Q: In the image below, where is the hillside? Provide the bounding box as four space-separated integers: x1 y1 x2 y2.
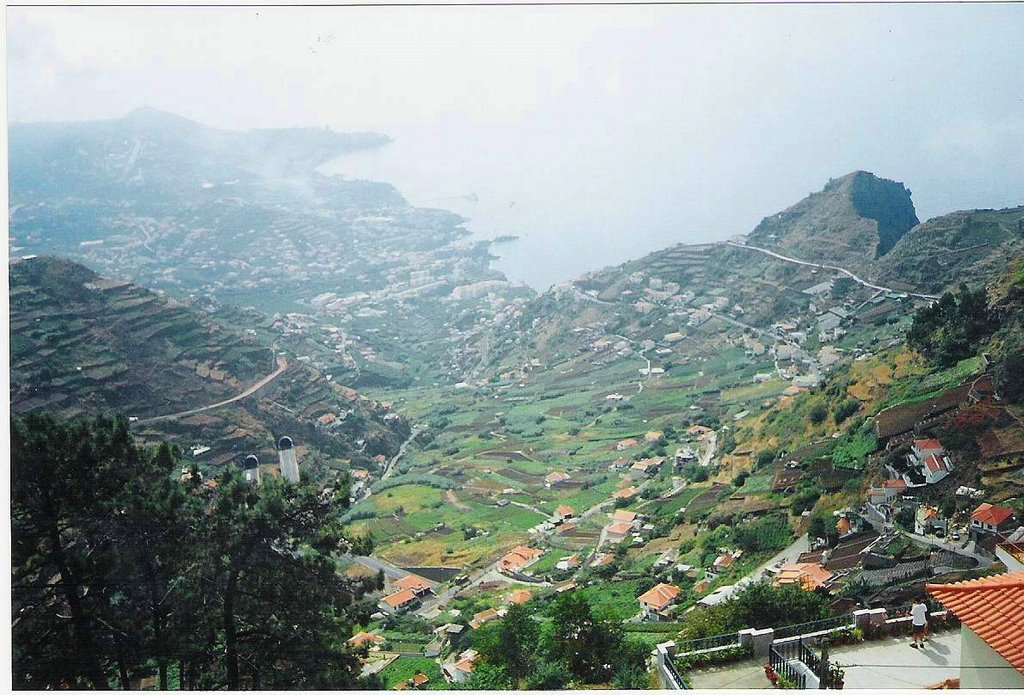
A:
871 206 1024 294
9 256 410 478
747 171 919 267
9 107 390 200
9 256 273 419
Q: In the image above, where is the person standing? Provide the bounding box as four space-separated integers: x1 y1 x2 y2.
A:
910 598 929 648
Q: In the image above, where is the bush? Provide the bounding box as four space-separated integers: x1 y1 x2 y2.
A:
809 404 829 425
833 399 861 425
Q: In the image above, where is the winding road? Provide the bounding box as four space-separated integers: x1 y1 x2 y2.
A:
724 240 941 301
138 356 289 424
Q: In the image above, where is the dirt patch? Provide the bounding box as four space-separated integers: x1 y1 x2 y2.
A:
478 450 533 462
446 489 470 511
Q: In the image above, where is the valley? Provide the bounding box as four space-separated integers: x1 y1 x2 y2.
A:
10 110 1024 690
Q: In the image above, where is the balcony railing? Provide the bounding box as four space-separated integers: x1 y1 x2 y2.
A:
774 614 855 641
674 631 741 655
769 643 808 689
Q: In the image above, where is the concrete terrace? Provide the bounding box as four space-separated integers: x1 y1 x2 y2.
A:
687 629 960 689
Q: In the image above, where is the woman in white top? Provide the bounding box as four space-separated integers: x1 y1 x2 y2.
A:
910 599 929 648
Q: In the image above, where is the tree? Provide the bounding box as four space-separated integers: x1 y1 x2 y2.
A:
907 284 999 367
473 603 539 683
12 413 372 690
809 404 829 425
545 592 622 684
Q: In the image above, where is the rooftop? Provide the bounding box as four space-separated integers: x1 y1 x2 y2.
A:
928 571 1024 674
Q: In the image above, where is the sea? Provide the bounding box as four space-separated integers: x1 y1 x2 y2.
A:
319 120 726 293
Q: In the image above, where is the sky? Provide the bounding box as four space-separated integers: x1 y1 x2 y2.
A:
7 4 1024 287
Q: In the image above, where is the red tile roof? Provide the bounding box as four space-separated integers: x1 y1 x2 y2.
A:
382 588 418 609
638 583 681 611
506 590 532 605
884 479 908 489
411 673 430 686
924 454 949 473
913 438 945 453
928 572 1024 675
972 503 1015 527
393 575 432 593
556 505 575 518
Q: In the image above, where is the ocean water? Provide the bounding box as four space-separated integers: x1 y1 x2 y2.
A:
320 119 723 292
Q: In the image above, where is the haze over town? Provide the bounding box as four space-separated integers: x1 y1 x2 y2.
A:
9 4 1024 288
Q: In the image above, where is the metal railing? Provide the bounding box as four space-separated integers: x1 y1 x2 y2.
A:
674 631 741 655
663 652 690 690
769 643 807 689
774 614 855 640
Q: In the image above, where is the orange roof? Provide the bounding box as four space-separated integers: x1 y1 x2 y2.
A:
546 471 571 483
393 575 432 593
928 572 1024 675
775 563 834 591
613 487 639 500
470 608 499 629
693 580 711 594
347 631 385 647
638 583 682 611
507 590 532 605
382 588 418 609
837 517 853 535
556 505 575 517
500 545 544 572
924 454 949 473
714 554 735 568
395 682 408 691
914 438 945 452
972 503 1015 527
613 509 638 523
883 479 908 489
411 673 430 686
606 522 634 536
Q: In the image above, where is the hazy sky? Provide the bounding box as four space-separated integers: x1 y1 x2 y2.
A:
8 4 1024 286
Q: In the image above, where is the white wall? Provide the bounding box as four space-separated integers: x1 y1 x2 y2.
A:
960 626 1024 689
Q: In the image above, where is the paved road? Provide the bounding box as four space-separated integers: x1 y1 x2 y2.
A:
724 240 941 301
138 356 289 424
749 533 811 582
349 554 411 582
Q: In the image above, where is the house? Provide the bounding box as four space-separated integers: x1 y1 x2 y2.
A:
906 439 954 485
506 590 532 605
629 457 664 479
392 574 434 596
604 522 634 543
971 503 1016 536
612 509 639 526
836 516 853 537
545 471 571 488
996 531 1024 573
774 563 834 591
927 572 1024 688
616 438 640 451
915 505 946 535
379 588 420 614
554 505 575 521
442 649 480 684
613 486 640 501
713 552 738 571
469 609 500 629
411 673 430 689
637 583 682 621
867 479 907 505
499 545 544 574
555 554 581 571
556 582 578 593
347 631 385 650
